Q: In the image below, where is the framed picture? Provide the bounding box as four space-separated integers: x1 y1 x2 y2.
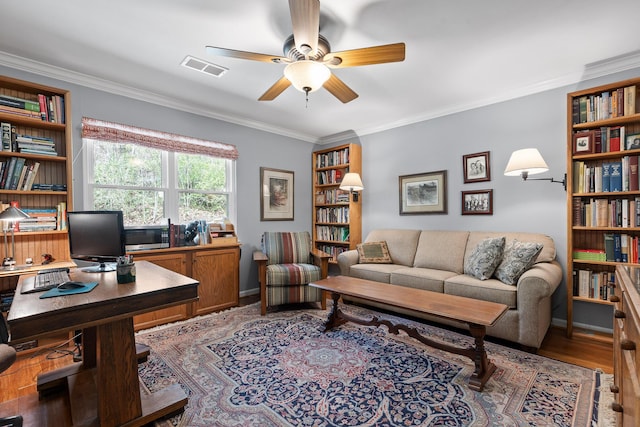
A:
399 170 447 215
573 130 595 154
626 133 640 150
462 189 493 215
260 167 294 221
462 151 490 183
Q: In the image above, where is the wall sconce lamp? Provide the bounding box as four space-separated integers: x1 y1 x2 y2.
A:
504 148 567 191
339 173 364 202
0 205 30 269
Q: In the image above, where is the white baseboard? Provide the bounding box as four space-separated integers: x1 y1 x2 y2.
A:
551 317 613 335
240 288 259 298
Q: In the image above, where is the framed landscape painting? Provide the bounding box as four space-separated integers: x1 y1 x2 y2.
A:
462 151 491 183
260 167 294 221
399 170 447 215
461 189 493 215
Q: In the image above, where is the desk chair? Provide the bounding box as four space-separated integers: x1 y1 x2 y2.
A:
0 315 23 427
254 231 330 315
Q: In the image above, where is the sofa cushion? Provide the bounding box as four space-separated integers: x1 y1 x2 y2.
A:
266 263 322 285
444 275 517 308
365 229 421 266
463 236 505 280
413 230 469 273
357 241 392 263
494 240 544 285
466 231 555 264
350 263 406 283
391 267 458 293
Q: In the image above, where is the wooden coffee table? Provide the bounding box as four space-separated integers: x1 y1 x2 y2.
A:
310 276 508 391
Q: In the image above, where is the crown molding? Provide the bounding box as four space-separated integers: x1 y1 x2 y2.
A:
0 51 317 143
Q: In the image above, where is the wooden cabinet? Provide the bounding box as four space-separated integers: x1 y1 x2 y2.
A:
566 78 640 337
129 244 240 330
312 143 362 263
612 265 640 426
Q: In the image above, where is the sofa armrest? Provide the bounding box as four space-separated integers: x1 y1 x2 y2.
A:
337 249 359 276
310 249 331 279
516 260 562 301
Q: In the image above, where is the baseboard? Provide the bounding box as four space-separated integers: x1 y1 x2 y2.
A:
240 288 259 298
551 317 613 335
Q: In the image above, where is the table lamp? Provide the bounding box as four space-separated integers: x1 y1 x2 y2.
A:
0 205 30 268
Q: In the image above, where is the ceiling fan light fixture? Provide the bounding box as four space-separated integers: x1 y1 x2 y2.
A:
284 60 330 93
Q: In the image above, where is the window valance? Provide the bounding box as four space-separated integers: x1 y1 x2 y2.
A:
81 117 238 160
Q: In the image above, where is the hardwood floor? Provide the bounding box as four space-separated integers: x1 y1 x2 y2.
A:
0 296 613 407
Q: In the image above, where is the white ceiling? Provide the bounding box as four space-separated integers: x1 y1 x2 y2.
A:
1 0 640 143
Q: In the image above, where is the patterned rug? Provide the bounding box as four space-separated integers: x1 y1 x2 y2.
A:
135 303 614 426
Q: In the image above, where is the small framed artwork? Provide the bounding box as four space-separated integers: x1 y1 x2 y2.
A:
260 167 294 221
626 133 640 150
462 151 491 183
572 130 595 154
399 170 447 215
462 189 493 215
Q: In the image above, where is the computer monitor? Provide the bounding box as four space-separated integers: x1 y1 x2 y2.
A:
67 210 126 272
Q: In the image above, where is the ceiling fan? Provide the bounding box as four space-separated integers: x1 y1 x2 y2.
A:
206 0 405 104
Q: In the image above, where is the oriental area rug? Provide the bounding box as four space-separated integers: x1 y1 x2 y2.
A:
135 303 614 427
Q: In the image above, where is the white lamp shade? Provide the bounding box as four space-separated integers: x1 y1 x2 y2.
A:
504 148 549 177
284 60 331 93
339 173 364 192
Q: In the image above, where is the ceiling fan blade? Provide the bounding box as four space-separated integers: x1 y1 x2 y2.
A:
289 0 320 55
206 46 288 64
259 76 292 101
325 43 406 68
323 74 358 104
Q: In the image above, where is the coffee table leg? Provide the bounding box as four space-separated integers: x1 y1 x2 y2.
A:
467 323 496 392
323 292 347 331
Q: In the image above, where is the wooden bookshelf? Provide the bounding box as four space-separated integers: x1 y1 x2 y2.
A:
566 77 640 337
312 143 362 264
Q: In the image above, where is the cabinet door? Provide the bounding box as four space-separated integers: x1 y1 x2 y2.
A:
132 253 188 330
192 247 239 316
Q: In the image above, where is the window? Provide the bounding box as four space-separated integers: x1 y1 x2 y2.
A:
81 118 237 227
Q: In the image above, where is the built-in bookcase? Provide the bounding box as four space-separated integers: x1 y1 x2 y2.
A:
566 77 640 337
312 143 362 263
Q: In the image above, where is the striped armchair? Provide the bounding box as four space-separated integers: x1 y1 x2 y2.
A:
253 231 330 315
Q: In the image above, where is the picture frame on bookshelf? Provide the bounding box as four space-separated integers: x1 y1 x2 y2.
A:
399 170 447 215
625 133 640 150
462 151 490 183
573 130 595 154
461 189 493 215
260 167 294 221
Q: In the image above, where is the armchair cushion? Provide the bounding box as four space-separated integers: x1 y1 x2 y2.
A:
263 231 312 265
266 263 322 286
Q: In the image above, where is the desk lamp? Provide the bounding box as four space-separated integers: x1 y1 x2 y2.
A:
0 205 30 268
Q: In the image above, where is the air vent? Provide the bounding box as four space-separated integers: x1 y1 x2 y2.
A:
181 56 228 77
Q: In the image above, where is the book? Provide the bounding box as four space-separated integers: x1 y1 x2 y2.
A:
629 156 639 191
625 85 637 116
604 233 615 262
609 160 622 191
8 157 25 190
0 94 40 112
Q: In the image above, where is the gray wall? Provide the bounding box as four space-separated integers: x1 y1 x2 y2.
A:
3 63 639 331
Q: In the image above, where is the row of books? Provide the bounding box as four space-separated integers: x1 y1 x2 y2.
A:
316 244 348 262
577 126 639 154
315 206 350 224
0 93 65 123
573 233 640 264
572 158 636 193
571 85 637 124
572 269 615 301
316 169 347 185
572 197 640 228
1 122 59 154
315 147 350 169
19 203 67 231
0 158 40 191
315 189 350 204
315 225 350 242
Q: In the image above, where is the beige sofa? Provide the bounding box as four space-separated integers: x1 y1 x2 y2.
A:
337 229 562 350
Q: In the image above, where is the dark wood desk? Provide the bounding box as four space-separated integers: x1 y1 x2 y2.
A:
7 260 199 427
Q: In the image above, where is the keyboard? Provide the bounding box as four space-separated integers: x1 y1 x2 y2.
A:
21 268 71 294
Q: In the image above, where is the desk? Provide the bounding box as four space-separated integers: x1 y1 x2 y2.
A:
7 260 199 427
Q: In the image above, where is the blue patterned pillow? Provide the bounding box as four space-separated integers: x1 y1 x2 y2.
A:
494 240 543 285
464 237 505 280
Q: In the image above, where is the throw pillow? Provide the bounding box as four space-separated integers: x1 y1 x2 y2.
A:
464 236 506 280
357 241 392 264
494 240 543 285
